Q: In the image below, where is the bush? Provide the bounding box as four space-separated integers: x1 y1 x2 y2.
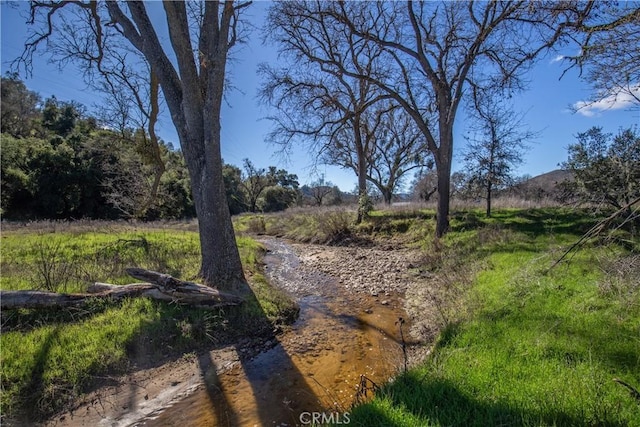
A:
316 210 354 244
562 126 639 210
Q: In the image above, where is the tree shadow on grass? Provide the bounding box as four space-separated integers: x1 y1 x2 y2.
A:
350 374 627 427
16 326 62 422
4 283 309 425
1 301 112 333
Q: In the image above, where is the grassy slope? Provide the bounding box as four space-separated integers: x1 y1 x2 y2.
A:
348 209 639 426
0 222 296 421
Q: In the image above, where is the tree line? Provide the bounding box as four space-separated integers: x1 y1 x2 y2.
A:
3 73 638 223
1 75 346 221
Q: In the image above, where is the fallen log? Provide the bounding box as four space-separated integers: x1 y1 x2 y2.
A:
1 290 101 309
0 284 160 309
124 268 244 305
1 268 244 310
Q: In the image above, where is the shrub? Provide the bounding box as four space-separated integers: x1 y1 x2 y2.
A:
316 210 354 244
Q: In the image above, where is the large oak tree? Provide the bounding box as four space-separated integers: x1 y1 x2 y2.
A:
268 1 591 237
19 1 250 292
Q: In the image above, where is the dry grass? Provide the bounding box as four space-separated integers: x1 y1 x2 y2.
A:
236 207 359 245
385 196 563 213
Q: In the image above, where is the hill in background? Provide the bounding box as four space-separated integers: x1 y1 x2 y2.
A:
504 169 574 202
521 169 574 191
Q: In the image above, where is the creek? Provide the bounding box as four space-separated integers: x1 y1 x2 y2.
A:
142 239 409 426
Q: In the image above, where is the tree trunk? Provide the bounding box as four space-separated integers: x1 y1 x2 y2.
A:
486 179 493 218
435 126 454 238
382 187 393 205
0 268 244 310
196 153 247 293
356 133 368 224
436 166 451 238
185 130 247 293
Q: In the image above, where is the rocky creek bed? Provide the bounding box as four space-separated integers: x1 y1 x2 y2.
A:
41 238 433 427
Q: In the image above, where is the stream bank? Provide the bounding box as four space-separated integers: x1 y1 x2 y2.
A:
43 238 428 427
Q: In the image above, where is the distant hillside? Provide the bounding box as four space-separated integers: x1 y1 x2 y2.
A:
506 169 574 201
521 169 574 192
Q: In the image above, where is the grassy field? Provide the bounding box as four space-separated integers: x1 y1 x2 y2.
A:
0 221 297 421
346 208 640 426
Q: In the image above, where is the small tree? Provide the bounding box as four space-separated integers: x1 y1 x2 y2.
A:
562 126 640 213
462 95 534 217
259 167 300 212
239 159 273 213
412 166 438 202
307 176 335 207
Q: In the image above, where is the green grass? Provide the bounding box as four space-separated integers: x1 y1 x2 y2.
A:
1 298 160 417
347 208 640 426
0 222 297 422
1 224 202 292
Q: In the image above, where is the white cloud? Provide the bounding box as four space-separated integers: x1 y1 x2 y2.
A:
573 85 640 117
550 55 564 64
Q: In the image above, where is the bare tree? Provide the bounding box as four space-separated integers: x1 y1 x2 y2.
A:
18 1 251 291
18 1 166 218
261 3 390 222
412 167 438 203
93 63 166 219
307 176 335 206
239 158 273 213
364 105 430 204
462 93 534 217
276 1 589 237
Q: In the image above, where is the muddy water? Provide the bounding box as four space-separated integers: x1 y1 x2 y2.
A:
144 240 407 427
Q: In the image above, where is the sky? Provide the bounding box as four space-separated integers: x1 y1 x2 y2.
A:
2 1 639 193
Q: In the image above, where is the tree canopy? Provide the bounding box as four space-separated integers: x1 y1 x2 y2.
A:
562 126 640 212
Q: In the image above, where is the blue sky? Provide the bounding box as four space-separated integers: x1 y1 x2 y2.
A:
2 1 639 192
